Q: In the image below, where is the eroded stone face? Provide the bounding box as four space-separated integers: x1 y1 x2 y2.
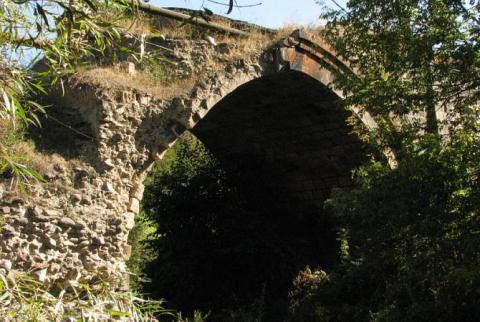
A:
0 36 269 292
0 29 374 308
0 172 130 289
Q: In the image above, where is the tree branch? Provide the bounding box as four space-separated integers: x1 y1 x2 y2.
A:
2 35 52 49
206 0 262 9
125 0 250 36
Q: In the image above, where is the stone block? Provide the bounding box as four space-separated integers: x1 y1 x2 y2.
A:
139 95 151 105
123 245 132 260
57 217 76 228
122 90 133 103
0 259 12 271
102 182 116 193
127 198 140 214
124 212 135 230
130 183 145 200
34 268 48 282
120 61 136 76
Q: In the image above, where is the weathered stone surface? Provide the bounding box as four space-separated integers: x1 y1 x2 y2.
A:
44 209 60 217
0 28 380 320
93 236 105 246
15 217 29 225
0 259 12 271
34 268 48 282
127 198 140 214
124 212 135 230
44 237 57 249
102 182 116 193
58 217 77 228
120 61 136 76
123 245 132 260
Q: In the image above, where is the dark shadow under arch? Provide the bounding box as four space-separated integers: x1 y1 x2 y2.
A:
141 70 367 322
192 70 366 212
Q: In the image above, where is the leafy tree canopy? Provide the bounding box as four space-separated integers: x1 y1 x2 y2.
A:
320 0 480 154
287 2 480 320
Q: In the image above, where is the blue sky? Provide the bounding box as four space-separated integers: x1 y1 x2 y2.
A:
152 0 347 28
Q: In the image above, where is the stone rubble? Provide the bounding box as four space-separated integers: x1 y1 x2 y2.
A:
0 28 360 319
0 35 271 295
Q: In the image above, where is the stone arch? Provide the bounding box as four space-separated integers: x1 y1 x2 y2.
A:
129 29 374 244
134 34 371 310
141 29 382 175
63 29 383 282
0 29 387 294
190 69 365 213
130 29 386 213
169 29 380 137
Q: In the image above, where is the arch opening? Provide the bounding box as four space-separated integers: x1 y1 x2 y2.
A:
192 70 365 213
137 70 367 321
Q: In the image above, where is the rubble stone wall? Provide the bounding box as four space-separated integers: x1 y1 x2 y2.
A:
0 30 374 296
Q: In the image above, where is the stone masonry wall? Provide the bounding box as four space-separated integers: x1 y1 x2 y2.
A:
0 36 270 297
0 28 375 319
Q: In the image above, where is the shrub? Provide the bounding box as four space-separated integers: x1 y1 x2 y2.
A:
137 133 338 322
289 132 480 321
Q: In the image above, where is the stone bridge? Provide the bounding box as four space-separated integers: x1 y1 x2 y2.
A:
0 25 381 302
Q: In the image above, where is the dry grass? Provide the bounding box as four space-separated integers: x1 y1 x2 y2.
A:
75 31 275 98
213 24 324 60
276 23 324 39
74 24 319 99
215 31 274 59
76 67 198 99
116 12 156 35
276 24 304 38
72 19 326 103
11 141 67 177
118 10 239 39
0 119 13 141
115 6 324 42
0 118 73 194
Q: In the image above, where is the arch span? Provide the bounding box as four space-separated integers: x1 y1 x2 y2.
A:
140 70 367 319
191 70 366 211
169 29 380 138
131 29 381 226
0 29 384 294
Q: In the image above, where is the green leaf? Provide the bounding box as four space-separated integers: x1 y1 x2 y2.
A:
105 309 130 317
82 0 98 11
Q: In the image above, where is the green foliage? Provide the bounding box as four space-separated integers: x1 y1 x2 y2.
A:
176 310 210 322
0 0 134 187
0 121 44 190
0 270 173 321
137 133 336 322
285 1 480 321
291 132 480 321
1 0 133 119
127 210 157 291
0 62 47 187
319 0 480 151
288 268 331 322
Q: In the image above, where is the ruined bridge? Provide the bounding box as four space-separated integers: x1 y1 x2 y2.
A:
0 25 381 304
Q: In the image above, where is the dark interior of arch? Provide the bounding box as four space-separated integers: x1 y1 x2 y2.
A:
192 70 365 217
146 70 367 321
